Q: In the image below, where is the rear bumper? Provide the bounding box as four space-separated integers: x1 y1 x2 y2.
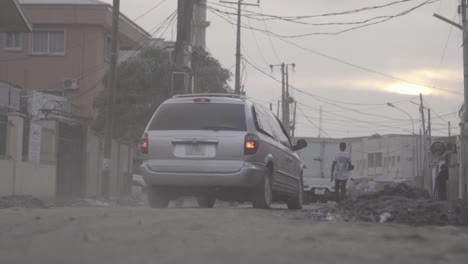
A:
137 161 266 187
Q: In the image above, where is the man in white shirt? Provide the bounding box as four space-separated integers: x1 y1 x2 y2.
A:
331 142 352 201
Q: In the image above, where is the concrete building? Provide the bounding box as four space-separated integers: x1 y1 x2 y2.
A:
0 0 32 32
298 134 418 180
0 0 150 118
192 0 210 49
349 134 416 180
0 0 146 199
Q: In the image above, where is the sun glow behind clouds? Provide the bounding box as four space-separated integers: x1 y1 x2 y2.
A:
386 83 433 95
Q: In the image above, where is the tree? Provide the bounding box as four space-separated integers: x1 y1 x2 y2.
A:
192 47 232 93
93 47 232 141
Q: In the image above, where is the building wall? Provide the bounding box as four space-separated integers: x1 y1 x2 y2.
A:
0 25 108 118
0 4 150 119
350 135 416 179
0 113 57 198
15 162 56 197
0 160 15 196
84 128 132 198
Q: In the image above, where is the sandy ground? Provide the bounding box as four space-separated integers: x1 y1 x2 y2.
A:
1 205 468 264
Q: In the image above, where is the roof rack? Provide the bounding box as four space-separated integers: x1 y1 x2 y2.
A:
172 93 246 99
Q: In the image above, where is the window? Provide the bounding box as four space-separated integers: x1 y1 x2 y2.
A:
375 152 383 168
269 116 291 148
368 153 374 168
0 114 7 159
252 106 274 139
104 33 111 62
4 32 22 50
149 103 247 131
31 30 66 55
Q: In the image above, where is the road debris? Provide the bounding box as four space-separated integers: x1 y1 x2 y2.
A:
0 195 46 209
337 183 468 226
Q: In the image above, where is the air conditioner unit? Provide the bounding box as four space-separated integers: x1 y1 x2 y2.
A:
63 78 79 90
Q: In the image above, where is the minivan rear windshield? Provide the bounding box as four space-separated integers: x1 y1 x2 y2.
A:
149 103 247 131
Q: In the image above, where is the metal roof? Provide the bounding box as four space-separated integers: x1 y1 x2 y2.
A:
0 0 32 32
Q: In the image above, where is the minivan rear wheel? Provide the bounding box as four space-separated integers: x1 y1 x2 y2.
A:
252 170 272 209
197 195 216 208
147 186 170 208
287 178 304 210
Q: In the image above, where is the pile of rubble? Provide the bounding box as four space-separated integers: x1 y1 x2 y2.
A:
337 183 468 226
0 195 46 209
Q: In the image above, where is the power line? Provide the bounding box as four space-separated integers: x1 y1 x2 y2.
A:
297 104 330 137
243 57 415 122
208 0 438 36
209 0 421 20
134 0 171 21
259 6 281 63
246 14 270 66
210 6 462 95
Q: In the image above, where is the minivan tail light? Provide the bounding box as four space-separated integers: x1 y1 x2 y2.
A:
194 98 210 103
244 134 259 155
140 133 148 154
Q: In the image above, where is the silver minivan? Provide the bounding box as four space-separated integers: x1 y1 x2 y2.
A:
135 94 307 209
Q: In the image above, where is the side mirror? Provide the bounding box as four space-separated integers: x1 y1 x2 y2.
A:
292 139 307 152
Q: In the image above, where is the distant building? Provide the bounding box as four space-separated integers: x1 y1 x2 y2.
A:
298 134 419 180
349 134 417 180
192 0 209 49
0 0 150 118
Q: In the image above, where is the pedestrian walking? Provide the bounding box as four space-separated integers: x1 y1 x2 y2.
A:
331 142 352 201
435 164 449 200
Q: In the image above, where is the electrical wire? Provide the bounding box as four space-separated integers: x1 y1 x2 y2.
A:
208 0 438 36
209 0 422 20
134 0 171 21
209 7 463 95
297 104 331 137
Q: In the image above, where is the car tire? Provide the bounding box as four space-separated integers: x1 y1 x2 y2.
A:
252 169 272 209
197 196 216 208
147 186 170 208
287 177 304 210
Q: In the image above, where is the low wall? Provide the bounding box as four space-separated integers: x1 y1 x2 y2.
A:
0 160 15 196
15 162 56 198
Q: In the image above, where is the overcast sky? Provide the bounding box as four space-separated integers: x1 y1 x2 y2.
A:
103 0 464 138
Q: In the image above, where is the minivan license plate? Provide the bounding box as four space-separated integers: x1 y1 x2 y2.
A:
185 144 206 156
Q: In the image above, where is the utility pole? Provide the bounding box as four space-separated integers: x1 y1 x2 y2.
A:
318 106 323 138
428 108 433 193
285 65 291 134
276 100 280 118
174 0 194 94
419 93 428 191
434 0 468 200
102 0 120 197
271 63 295 134
220 0 259 94
462 0 468 200
281 63 286 127
291 101 297 138
449 121 452 137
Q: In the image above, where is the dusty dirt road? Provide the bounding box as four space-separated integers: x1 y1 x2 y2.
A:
1 205 468 264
